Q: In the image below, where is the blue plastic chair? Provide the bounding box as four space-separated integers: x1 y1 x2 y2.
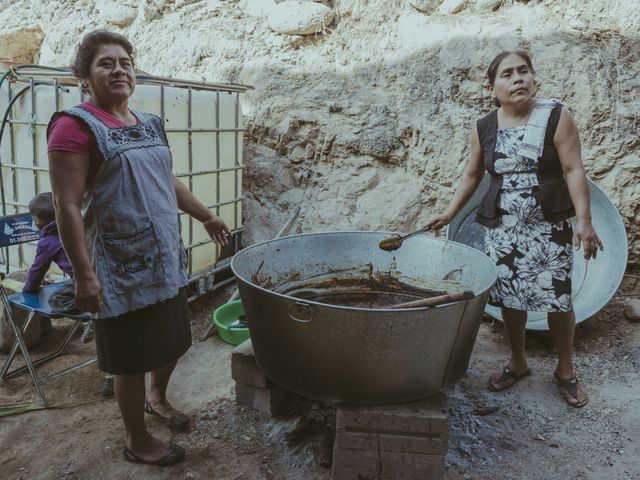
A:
0 212 95 406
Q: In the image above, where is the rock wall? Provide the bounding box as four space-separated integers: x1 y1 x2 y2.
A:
2 0 639 265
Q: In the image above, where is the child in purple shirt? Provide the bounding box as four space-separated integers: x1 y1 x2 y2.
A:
23 192 73 293
24 192 113 396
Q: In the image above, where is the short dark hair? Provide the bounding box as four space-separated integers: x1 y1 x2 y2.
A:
28 192 55 224
487 50 535 86
71 29 134 81
487 50 535 106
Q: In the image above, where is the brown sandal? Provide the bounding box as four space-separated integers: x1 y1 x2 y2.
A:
144 400 190 431
488 366 531 392
554 372 588 408
123 443 185 466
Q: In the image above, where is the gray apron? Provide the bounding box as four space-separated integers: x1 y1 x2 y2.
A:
63 106 188 319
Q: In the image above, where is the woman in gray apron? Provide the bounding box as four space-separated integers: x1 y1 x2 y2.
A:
425 51 602 408
48 30 230 466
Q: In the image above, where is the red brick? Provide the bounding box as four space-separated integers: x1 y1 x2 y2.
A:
332 395 449 479
332 447 445 480
334 429 447 455
336 394 448 453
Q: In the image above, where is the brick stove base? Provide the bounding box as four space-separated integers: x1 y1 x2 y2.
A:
231 339 448 479
333 394 448 480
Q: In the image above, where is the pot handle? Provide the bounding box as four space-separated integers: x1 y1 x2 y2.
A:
288 302 314 323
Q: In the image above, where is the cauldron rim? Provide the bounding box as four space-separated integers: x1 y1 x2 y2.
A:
230 230 497 312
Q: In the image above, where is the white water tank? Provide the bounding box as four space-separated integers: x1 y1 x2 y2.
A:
0 65 252 294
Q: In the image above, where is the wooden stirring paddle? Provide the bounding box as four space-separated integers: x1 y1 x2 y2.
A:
386 290 475 309
379 227 432 251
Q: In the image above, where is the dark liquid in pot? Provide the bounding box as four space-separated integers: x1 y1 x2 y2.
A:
283 275 447 308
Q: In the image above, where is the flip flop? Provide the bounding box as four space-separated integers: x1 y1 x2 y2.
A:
554 372 588 408
123 443 185 466
488 365 531 392
144 400 190 431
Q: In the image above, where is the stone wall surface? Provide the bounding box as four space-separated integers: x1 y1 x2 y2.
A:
1 0 639 264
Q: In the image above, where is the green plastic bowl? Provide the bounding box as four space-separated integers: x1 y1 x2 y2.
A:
212 300 250 346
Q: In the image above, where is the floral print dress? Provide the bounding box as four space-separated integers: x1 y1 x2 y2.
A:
485 126 573 312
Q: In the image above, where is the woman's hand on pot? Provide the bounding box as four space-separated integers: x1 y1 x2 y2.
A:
574 220 603 260
75 273 103 313
424 212 452 231
203 215 231 246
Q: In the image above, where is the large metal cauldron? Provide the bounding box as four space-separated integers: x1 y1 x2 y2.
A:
231 231 497 405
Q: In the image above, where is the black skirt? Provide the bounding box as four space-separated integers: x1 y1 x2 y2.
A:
93 288 191 375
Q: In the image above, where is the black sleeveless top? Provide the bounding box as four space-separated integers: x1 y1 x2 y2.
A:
474 104 576 228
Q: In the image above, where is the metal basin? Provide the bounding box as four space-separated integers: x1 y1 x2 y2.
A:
231 231 497 405
447 175 627 330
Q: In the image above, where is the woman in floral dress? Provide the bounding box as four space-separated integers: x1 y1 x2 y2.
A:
426 51 602 407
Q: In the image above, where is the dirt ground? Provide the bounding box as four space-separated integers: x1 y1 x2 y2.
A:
1 279 639 480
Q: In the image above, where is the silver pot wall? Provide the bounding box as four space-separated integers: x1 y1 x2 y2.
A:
231 231 497 405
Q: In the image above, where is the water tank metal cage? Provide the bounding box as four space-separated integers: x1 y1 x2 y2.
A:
0 64 253 300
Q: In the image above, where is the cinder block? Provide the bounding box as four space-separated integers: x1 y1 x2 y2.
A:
332 447 445 480
231 339 269 388
332 395 448 480
235 382 285 416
